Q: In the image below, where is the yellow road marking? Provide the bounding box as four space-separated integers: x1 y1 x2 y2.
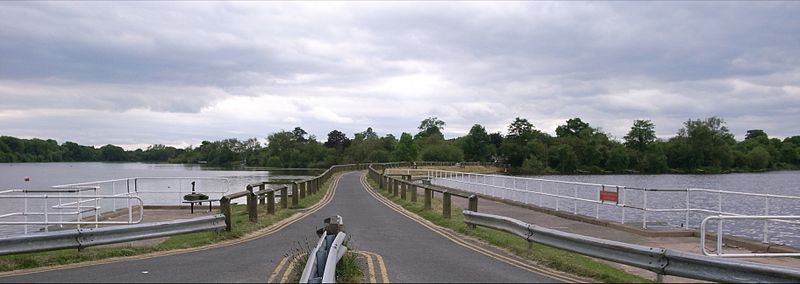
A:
357 251 378 283
361 250 390 283
280 254 303 283
267 255 291 283
359 174 585 283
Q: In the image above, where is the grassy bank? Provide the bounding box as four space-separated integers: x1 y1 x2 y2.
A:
366 177 650 283
0 176 338 273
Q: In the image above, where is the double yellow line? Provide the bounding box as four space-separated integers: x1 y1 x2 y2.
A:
0 174 344 279
267 250 389 283
359 174 585 283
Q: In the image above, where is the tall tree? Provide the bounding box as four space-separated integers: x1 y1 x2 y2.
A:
624 120 657 152
416 117 446 139
324 130 351 152
393 132 418 162
462 124 492 162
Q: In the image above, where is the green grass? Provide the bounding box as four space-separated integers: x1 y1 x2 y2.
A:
0 175 341 273
367 177 650 283
288 237 363 283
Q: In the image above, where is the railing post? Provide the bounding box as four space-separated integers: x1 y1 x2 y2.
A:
411 184 418 202
443 192 452 218
300 181 307 199
401 181 407 200
259 184 266 205
393 179 399 197
424 187 432 210
379 174 385 189
221 196 232 231
280 186 288 209
267 190 275 215
467 195 478 229
292 182 299 206
247 185 258 223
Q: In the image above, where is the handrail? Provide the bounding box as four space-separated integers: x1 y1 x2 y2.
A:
700 215 800 257
463 210 800 283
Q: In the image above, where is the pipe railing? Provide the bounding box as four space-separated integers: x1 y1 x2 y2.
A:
700 215 800 258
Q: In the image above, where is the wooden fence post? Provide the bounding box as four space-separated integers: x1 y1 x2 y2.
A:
280 186 288 209
424 187 432 210
247 186 258 223
220 196 232 231
411 184 418 202
292 182 299 206
267 190 275 215
443 192 451 218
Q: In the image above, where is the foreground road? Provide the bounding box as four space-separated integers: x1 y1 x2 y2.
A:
0 171 560 283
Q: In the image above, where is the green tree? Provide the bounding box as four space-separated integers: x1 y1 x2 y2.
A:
99 144 127 161
748 146 771 170
462 124 492 162
555 144 578 174
324 130 351 152
605 145 629 173
416 117 446 139
393 132 418 162
624 120 657 152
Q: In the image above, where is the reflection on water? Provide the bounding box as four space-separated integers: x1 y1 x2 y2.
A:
0 162 317 236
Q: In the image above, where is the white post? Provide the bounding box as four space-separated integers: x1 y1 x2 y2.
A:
643 189 648 229
23 197 28 234
43 195 49 232
573 184 578 215
685 189 690 229
539 183 543 207
763 197 769 244
94 187 99 228
717 218 723 256
621 187 626 224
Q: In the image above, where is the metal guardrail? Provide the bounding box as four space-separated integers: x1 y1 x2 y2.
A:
300 216 347 284
463 210 800 283
0 214 225 256
701 215 800 258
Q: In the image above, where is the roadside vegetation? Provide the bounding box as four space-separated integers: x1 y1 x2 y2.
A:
0 176 337 273
2 116 799 175
288 237 363 283
366 177 651 283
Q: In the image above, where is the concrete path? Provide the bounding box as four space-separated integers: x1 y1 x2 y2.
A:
0 172 561 283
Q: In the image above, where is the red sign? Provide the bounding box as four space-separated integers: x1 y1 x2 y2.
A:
599 191 618 203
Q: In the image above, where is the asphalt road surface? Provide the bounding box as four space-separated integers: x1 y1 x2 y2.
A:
0 171 559 283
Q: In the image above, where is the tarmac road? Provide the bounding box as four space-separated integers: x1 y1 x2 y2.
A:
0 171 561 283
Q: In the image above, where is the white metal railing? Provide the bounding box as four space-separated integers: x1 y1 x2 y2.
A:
52 176 233 206
427 170 800 250
701 215 800 257
0 188 143 234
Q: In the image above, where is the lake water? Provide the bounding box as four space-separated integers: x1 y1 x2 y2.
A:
433 171 800 249
0 162 316 236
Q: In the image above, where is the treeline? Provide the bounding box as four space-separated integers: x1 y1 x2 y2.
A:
0 136 186 163
2 116 799 174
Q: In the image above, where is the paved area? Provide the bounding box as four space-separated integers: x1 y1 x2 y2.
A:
0 172 558 283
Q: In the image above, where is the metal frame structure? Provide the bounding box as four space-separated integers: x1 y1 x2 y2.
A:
700 215 800 257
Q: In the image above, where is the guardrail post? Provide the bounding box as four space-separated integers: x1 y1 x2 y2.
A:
425 187 432 210
300 181 307 199
401 181 407 200
280 186 288 209
258 184 266 205
443 192 451 218
247 185 258 223
393 179 399 197
221 196 232 231
411 184 418 202
379 175 385 189
292 182 299 206
468 195 478 229
267 190 275 215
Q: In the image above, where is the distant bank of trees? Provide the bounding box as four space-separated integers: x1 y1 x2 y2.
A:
2 116 799 174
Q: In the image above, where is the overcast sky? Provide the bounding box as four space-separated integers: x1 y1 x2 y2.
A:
1 2 798 150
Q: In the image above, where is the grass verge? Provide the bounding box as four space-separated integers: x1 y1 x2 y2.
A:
0 175 340 273
367 177 650 283
288 237 363 283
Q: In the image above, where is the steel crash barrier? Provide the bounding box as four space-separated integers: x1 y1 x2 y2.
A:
300 216 348 284
0 214 226 256
462 210 800 283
